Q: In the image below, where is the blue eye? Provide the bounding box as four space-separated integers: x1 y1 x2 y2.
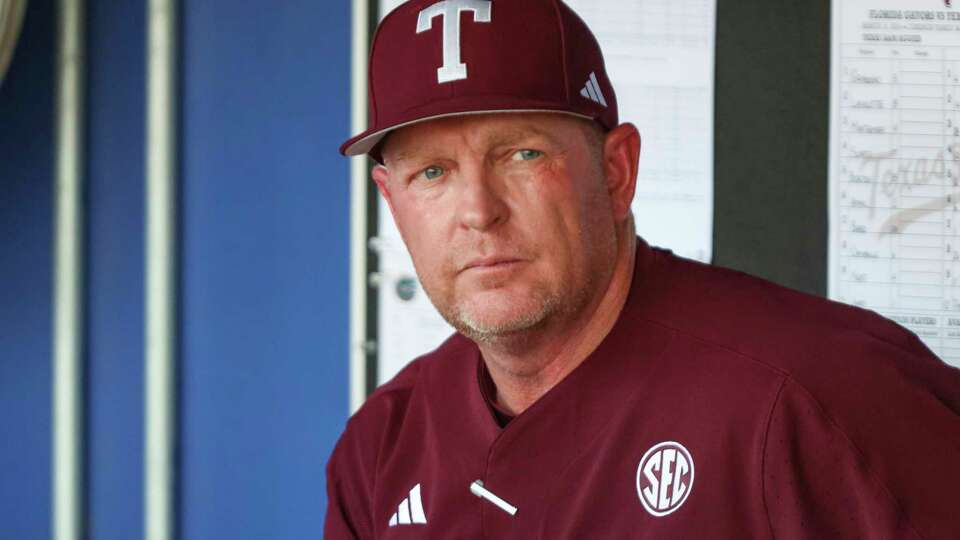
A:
422 166 444 181
512 149 543 161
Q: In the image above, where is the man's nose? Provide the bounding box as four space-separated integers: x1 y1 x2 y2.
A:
455 165 509 232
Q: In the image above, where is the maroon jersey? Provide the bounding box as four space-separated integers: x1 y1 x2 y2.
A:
326 238 960 539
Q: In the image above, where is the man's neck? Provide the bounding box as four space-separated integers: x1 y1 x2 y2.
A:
479 232 638 416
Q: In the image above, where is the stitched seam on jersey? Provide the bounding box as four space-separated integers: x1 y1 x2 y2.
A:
664 256 928 361
834 302 930 357
632 315 792 379
635 316 928 539
328 476 366 538
335 415 383 535
535 329 680 537
635 309 941 408
779 377 927 540
760 376 788 540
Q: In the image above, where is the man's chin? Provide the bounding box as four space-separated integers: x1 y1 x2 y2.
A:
447 299 557 344
452 317 544 344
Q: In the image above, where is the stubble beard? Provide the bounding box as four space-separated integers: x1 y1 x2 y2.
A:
424 272 596 346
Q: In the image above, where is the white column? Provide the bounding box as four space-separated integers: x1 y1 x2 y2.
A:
53 1 85 538
350 0 372 414
145 0 178 538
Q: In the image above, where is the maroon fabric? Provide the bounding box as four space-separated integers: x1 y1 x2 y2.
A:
325 238 960 539
340 0 619 159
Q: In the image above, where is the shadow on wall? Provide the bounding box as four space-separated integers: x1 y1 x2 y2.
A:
0 0 56 538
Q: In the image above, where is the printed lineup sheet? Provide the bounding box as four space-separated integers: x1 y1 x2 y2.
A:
564 0 716 264
829 0 960 367
374 0 718 384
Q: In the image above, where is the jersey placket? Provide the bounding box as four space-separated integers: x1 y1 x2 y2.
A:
472 319 673 538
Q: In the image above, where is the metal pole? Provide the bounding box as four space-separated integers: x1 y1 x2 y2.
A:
145 0 178 538
350 0 372 414
53 0 85 538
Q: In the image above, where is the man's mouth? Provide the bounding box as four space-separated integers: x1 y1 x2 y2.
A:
461 256 525 273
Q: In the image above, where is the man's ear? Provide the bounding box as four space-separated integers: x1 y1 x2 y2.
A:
602 123 641 222
371 165 398 220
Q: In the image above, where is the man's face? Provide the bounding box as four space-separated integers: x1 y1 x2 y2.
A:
373 113 621 343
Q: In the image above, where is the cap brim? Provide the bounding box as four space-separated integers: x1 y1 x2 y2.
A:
340 108 594 159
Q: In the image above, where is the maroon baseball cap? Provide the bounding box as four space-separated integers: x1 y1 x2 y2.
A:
340 0 619 162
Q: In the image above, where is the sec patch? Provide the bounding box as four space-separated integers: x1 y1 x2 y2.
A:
636 441 695 517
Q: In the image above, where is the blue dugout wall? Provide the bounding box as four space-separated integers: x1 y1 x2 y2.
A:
0 0 54 537
0 1 352 538
87 0 146 536
179 0 351 538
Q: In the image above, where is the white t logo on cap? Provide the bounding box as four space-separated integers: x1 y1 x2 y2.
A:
417 0 492 84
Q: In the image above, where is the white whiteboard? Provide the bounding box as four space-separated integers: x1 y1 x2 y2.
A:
828 0 960 368
374 0 718 384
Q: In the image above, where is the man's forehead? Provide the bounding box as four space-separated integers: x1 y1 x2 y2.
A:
382 113 583 162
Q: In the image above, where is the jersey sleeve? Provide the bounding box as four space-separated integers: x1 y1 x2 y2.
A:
323 358 427 539
762 375 960 540
324 425 376 540
325 478 362 539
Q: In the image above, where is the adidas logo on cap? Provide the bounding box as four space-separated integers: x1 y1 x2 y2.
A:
580 71 608 108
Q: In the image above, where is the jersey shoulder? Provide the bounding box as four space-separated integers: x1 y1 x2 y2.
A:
343 332 475 440
327 333 475 470
641 249 960 537
644 247 918 349
642 248 959 402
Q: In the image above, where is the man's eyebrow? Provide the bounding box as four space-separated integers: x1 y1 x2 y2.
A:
386 123 567 165
386 147 442 167
483 124 564 148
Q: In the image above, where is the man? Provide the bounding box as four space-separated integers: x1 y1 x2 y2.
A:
327 0 960 538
